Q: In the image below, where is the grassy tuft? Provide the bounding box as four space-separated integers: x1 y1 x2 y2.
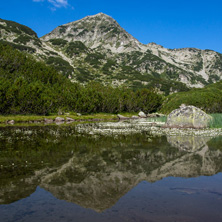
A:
209 114 222 128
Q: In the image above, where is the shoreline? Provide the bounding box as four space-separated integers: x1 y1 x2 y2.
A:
0 113 166 125
0 114 119 125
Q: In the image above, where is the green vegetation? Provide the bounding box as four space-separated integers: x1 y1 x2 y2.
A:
46 56 74 77
209 114 222 128
0 113 118 124
65 41 88 56
49 38 68 47
58 25 67 34
13 34 42 47
192 59 203 72
0 43 163 115
85 53 105 68
77 29 88 37
161 80 222 114
0 18 37 37
0 40 36 53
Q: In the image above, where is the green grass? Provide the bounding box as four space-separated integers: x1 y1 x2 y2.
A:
147 116 167 123
0 113 118 124
0 113 168 124
209 114 222 128
0 115 54 123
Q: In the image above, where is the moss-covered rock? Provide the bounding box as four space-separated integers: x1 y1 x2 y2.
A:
165 105 212 128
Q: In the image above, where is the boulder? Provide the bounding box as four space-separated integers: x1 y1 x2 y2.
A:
7 120 15 124
55 117 65 122
44 118 54 123
138 111 146 118
117 114 129 120
66 117 74 122
165 105 212 128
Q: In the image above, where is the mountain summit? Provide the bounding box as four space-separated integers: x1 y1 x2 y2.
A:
42 13 145 53
1 13 222 93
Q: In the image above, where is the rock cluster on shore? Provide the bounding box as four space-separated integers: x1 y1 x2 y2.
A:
117 112 165 120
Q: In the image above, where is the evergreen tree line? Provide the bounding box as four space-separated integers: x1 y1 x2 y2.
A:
161 81 222 114
0 43 163 115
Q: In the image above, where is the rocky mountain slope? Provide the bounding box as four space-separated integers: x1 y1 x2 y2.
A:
1 13 222 93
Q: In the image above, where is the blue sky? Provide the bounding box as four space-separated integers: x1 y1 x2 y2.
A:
1 0 222 52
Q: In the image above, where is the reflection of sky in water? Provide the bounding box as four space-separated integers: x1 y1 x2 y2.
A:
1 174 222 222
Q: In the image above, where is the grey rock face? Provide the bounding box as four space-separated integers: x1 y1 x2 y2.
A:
42 13 144 53
165 105 212 128
1 14 222 89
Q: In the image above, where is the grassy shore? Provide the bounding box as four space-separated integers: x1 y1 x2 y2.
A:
1 113 221 128
0 113 122 124
210 114 222 128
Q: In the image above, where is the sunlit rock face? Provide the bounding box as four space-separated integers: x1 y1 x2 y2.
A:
41 13 145 53
2 14 222 90
165 105 212 128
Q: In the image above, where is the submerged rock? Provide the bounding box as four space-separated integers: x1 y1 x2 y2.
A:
165 105 212 129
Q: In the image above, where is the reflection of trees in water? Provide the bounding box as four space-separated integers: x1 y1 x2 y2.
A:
1 127 222 211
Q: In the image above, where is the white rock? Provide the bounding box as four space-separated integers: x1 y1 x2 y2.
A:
138 111 146 118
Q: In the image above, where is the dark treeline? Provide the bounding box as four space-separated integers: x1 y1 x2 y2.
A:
0 43 163 115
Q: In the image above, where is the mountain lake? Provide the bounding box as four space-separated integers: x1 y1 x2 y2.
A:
1 120 222 222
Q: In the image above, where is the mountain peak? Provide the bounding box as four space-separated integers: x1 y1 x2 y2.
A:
42 13 144 53
93 12 111 17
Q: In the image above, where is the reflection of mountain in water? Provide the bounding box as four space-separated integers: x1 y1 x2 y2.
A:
39 136 222 212
1 127 222 212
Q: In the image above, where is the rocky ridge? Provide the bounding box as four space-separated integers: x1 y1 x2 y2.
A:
1 13 222 92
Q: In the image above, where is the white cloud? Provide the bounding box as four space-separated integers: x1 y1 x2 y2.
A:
33 0 71 9
48 0 68 8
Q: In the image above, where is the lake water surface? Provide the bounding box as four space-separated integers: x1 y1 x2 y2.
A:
1 122 222 222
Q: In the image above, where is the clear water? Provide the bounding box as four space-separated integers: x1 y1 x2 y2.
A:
1 123 222 222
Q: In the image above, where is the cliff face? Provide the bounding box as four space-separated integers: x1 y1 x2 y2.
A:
1 14 222 93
